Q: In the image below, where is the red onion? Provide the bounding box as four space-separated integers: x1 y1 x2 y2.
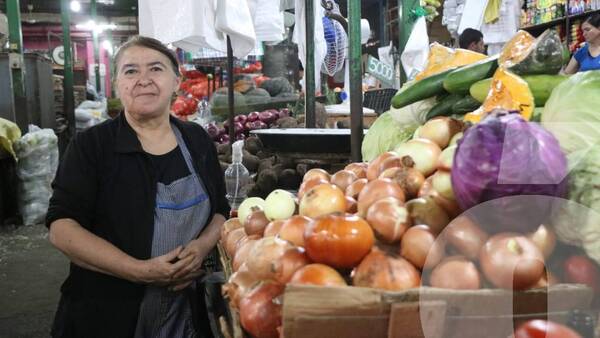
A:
219 134 230 144
259 111 277 124
248 111 260 122
234 114 248 125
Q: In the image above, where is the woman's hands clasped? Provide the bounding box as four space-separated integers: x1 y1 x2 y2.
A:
136 239 212 291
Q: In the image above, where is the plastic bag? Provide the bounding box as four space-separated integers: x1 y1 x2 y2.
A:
139 0 226 53
215 0 257 58
248 0 285 43
293 0 327 94
13 125 59 225
0 117 22 159
401 17 430 81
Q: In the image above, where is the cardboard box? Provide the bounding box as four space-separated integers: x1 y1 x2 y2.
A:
217 244 593 338
282 284 593 338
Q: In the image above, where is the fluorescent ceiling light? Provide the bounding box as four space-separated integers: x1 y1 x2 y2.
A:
76 20 117 33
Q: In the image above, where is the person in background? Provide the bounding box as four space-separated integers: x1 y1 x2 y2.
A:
564 14 600 74
459 28 486 54
46 35 229 338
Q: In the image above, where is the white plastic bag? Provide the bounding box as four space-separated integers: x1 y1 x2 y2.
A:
139 0 226 53
401 17 430 81
215 0 257 58
13 125 59 225
293 0 327 94
248 0 285 43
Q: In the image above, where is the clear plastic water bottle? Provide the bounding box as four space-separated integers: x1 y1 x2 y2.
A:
197 97 212 126
224 140 249 210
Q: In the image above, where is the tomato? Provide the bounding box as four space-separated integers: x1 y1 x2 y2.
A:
563 255 600 293
514 320 581 338
171 96 187 115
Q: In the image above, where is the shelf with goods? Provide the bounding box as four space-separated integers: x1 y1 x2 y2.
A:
214 7 600 335
521 0 600 52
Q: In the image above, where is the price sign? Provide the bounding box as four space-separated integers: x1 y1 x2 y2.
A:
366 56 394 86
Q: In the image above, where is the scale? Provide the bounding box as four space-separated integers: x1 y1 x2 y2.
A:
250 128 368 171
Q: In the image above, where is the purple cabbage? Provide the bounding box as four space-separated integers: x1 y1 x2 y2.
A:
451 110 568 232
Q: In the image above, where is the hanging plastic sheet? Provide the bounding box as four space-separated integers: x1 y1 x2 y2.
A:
401 16 430 81
248 0 286 43
215 0 257 58
293 0 327 94
458 0 489 33
139 0 226 53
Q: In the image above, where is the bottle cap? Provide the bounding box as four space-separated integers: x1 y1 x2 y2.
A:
232 140 244 163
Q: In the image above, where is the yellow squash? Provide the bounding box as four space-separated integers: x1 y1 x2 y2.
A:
498 30 536 69
464 68 534 123
416 43 487 81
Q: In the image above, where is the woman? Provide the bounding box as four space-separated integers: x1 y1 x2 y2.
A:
46 36 229 338
564 14 600 74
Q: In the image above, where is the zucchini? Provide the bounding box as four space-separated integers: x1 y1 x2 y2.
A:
392 69 454 109
425 94 464 120
443 56 499 94
451 96 481 114
469 74 568 106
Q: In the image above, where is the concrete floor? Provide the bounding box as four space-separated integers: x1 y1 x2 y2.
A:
0 224 68 338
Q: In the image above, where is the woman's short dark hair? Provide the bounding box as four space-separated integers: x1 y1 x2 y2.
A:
584 14 600 28
114 35 180 76
459 28 484 49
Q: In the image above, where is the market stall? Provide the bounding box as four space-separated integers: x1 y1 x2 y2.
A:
215 1 600 338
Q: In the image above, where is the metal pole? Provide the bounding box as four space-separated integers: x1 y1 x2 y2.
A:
105 29 114 98
61 0 76 139
348 0 363 162
304 0 316 128
227 36 235 147
91 0 101 92
380 0 387 45
7 0 25 109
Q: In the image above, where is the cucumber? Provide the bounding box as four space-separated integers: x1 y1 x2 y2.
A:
469 74 568 106
425 94 464 120
443 56 499 94
451 95 481 114
392 69 455 109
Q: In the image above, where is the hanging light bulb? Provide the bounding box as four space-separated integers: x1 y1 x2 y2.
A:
102 40 113 55
70 1 81 12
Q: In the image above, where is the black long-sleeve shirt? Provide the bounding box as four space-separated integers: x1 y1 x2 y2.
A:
45 113 229 337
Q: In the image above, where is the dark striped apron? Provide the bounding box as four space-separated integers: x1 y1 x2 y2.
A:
135 125 211 338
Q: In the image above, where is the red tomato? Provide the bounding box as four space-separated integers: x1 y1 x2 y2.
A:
514 320 581 338
564 255 600 293
189 83 208 99
171 96 187 115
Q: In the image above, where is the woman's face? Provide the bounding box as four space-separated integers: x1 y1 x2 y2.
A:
115 46 180 119
582 22 600 44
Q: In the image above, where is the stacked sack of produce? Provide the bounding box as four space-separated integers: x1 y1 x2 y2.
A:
13 125 59 225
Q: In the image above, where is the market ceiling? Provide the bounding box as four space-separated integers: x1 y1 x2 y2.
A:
2 0 138 16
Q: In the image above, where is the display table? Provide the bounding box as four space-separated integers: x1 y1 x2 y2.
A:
325 104 378 128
